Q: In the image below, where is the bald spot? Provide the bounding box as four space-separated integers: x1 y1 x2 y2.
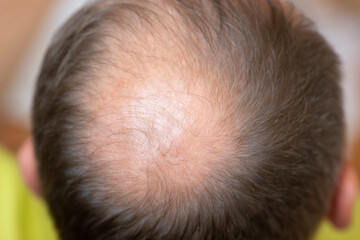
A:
84 76 240 209
79 22 242 207
69 0 245 206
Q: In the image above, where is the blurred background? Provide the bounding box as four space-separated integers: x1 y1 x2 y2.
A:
0 0 359 239
0 0 88 152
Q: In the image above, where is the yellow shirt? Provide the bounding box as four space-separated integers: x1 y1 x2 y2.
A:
0 147 358 240
316 194 360 240
0 148 58 240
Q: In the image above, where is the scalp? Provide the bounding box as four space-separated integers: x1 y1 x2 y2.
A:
76 0 245 204
32 0 344 239
84 46 241 206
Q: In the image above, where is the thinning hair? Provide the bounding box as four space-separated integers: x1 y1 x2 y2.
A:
33 0 344 239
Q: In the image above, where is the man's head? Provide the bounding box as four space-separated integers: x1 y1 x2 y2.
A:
18 0 355 239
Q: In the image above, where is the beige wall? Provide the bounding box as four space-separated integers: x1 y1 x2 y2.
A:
0 0 53 93
0 0 53 152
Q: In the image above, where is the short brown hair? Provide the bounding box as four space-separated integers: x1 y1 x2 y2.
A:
33 0 344 239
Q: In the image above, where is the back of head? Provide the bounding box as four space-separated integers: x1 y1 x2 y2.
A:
32 0 344 239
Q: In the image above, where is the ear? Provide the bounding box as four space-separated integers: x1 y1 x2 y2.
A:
328 161 358 229
17 137 42 197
